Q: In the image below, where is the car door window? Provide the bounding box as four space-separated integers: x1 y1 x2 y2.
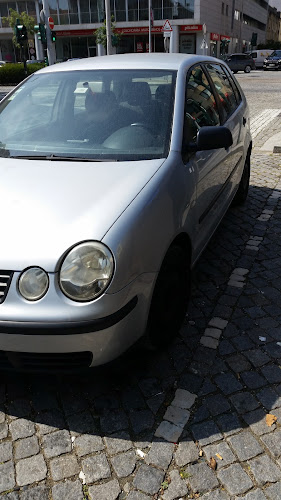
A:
183 65 220 145
205 63 238 123
223 66 242 104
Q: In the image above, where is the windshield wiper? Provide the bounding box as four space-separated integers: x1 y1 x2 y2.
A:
9 154 117 162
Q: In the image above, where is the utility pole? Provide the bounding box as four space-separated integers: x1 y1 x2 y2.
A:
105 0 113 55
42 0 56 64
148 0 152 53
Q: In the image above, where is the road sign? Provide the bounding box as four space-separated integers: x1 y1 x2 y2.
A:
48 17 54 30
161 19 172 32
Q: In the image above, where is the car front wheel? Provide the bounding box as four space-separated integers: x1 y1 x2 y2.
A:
244 65 251 73
144 245 190 349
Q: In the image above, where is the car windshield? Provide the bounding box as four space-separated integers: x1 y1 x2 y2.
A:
270 50 281 57
0 69 176 161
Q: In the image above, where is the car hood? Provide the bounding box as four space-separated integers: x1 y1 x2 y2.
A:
0 157 164 272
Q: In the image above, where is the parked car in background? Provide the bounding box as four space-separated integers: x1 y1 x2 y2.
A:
246 49 273 69
225 53 256 73
0 53 252 371
26 59 44 64
263 50 281 70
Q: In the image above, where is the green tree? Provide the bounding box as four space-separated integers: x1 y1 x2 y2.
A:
2 8 35 48
94 16 121 50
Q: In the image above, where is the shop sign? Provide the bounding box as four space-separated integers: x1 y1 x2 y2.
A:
115 26 162 34
220 35 231 41
180 25 202 32
210 33 219 41
56 29 94 37
180 34 195 54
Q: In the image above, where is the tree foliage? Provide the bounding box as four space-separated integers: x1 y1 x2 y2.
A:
257 39 281 50
94 16 121 50
2 8 36 48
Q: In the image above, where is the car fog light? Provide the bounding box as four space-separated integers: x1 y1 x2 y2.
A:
18 267 49 301
59 241 114 302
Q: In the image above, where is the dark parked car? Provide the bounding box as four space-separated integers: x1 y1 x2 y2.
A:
263 50 281 70
225 53 256 73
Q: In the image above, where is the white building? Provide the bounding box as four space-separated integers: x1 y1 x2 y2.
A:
0 0 269 62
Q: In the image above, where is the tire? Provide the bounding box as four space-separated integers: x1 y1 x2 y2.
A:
232 155 250 205
144 245 191 349
244 65 251 73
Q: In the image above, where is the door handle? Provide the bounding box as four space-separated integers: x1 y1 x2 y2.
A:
243 117 247 126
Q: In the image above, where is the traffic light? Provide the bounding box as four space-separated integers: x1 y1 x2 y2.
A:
34 23 47 44
251 33 257 46
51 31 56 42
111 34 118 47
15 24 28 44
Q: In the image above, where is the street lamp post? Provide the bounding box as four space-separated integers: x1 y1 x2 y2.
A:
41 0 56 64
105 0 113 55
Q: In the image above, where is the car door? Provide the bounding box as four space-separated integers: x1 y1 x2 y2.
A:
181 64 234 259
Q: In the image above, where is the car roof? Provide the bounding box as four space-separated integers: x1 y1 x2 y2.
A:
36 53 225 74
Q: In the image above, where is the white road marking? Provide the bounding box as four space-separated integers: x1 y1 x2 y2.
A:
251 109 280 138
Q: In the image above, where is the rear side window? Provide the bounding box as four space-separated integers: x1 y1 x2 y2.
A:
223 66 242 105
205 63 238 122
251 52 257 58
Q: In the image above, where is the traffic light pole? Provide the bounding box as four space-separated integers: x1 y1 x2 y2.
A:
41 0 55 64
105 0 113 55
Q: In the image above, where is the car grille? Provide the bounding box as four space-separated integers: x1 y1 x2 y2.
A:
0 351 93 372
0 271 13 304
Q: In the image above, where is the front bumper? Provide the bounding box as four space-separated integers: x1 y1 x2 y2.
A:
0 272 156 369
263 62 281 70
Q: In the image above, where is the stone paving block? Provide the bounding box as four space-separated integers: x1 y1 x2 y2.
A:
16 454 47 486
1 493 19 500
129 409 154 434
209 317 228 329
240 371 267 389
226 354 251 372
242 408 276 435
163 405 190 428
204 328 222 339
147 393 165 415
203 441 236 469
138 378 162 398
227 431 263 461
244 349 270 368
74 433 104 456
257 386 281 410
230 392 259 414
0 422 9 439
127 493 150 500
145 440 174 469
89 479 121 500
247 454 281 485
0 441 12 462
0 461 15 494
14 435 39 460
82 453 111 482
174 439 198 466
162 469 188 500
104 431 133 455
260 429 281 458
67 410 96 436
234 489 267 500
111 450 136 477
215 373 243 395
36 410 66 435
52 479 84 500
100 409 129 434
154 420 183 443
9 418 35 440
191 420 223 446
264 482 281 500
205 394 230 416
42 429 72 458
50 453 80 480
171 388 197 409
217 463 253 496
186 462 219 494
200 336 219 349
21 485 49 500
261 364 281 383
133 464 164 495
201 490 230 499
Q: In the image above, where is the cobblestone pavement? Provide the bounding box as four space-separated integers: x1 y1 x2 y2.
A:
0 145 281 498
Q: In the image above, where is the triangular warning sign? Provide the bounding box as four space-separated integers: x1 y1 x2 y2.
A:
162 19 173 32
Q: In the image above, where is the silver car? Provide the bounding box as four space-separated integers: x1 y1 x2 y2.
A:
0 53 251 371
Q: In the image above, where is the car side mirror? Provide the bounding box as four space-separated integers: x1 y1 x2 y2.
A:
189 126 233 152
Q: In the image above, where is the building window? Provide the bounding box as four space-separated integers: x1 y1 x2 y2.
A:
221 2 224 15
226 4 228 16
234 9 239 21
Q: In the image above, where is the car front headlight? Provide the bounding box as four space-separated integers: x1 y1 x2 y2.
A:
59 241 114 302
18 267 49 301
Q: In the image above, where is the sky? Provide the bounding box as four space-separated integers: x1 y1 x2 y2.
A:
269 0 281 9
